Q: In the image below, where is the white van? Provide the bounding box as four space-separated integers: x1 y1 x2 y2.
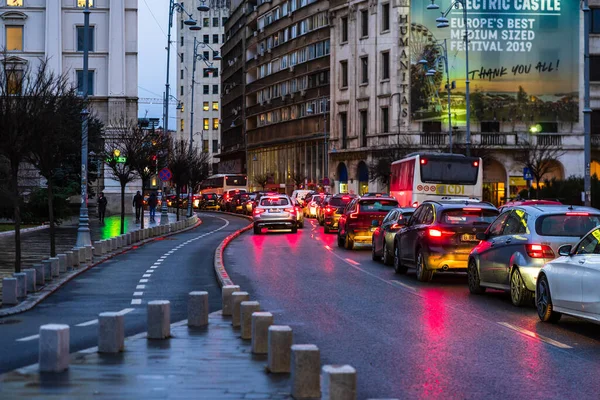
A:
291 190 313 206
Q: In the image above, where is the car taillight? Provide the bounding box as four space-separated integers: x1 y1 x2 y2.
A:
391 223 401 230
428 229 454 237
253 208 265 215
566 212 589 216
310 202 316 207
285 207 296 214
350 212 359 219
526 244 555 259
325 207 333 214
412 202 419 208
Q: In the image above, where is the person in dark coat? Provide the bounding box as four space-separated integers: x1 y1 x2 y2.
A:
133 191 144 222
148 192 158 223
97 192 108 223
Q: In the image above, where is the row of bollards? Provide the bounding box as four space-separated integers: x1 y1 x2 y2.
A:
222 285 357 400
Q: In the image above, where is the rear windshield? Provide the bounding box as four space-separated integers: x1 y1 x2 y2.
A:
330 197 353 207
536 214 600 237
203 194 216 199
440 209 499 225
358 200 398 212
420 156 479 184
260 197 290 206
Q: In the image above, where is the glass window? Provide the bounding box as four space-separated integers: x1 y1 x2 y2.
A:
203 34 209 43
382 51 390 80
360 110 368 147
77 0 93 7
420 155 480 184
213 17 219 27
180 36 184 46
180 85 184 95
381 107 389 133
212 140 219 153
592 56 600 82
6 26 23 51
361 56 368 83
487 212 510 237
180 69 184 79
213 84 218 94
341 61 348 88
203 85 210 94
212 102 219 110
260 197 290 206
502 209 529 235
203 101 209 111
222 17 227 26
203 118 209 130
76 70 94 96
575 229 600 254
203 51 210 60
213 118 219 130
203 140 209 152
382 3 390 31
340 112 348 149
213 34 219 44
341 16 348 42
203 18 210 27
203 68 210 78
358 200 399 213
441 208 499 226
77 26 95 51
180 118 184 132
536 213 600 237
361 9 368 37
6 68 23 95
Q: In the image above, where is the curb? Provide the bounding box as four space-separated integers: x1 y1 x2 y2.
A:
0 224 50 238
0 218 203 317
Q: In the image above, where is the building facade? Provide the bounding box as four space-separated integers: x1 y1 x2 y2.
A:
176 0 229 175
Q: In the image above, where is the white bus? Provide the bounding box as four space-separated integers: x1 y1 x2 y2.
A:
389 153 483 207
199 174 248 196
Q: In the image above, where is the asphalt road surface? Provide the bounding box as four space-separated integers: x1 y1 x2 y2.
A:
0 213 248 374
225 218 600 399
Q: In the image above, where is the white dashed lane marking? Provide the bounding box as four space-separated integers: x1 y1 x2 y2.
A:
16 334 39 342
142 274 151 278
136 285 146 289
139 279 148 283
76 319 98 327
498 322 572 349
131 299 142 305
133 292 143 296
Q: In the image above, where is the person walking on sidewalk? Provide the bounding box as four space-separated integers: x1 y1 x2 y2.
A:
133 191 144 223
148 192 158 223
97 192 108 223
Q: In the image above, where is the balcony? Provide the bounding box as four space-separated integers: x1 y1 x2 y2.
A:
480 133 507 146
537 134 562 147
420 133 446 146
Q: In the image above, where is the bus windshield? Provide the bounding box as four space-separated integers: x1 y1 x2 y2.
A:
420 156 479 185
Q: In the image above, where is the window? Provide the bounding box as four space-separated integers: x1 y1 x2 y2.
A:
77 0 93 7
381 107 389 133
212 140 219 153
593 110 600 135
213 84 218 94
203 18 210 27
203 118 209 130
222 17 227 26
381 51 390 80
213 118 219 130
180 118 184 132
382 3 390 31
6 0 23 4
76 70 94 95
341 17 348 42
212 68 218 77
340 112 348 149
180 36 184 46
203 34 209 43
212 50 218 59
203 140 209 153
341 61 348 88
5 26 23 51
6 68 23 94
203 101 209 111
213 34 219 44
180 85 184 96
361 56 368 84
213 17 219 27
212 102 219 111
203 85 209 94
576 231 600 255
203 51 209 60
487 212 510 237
360 110 368 148
180 53 184 62
77 26 95 51
180 69 184 79
361 10 369 37
203 68 211 78
592 56 600 81
503 210 529 235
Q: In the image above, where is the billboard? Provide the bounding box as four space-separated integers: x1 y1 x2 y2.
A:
410 0 579 126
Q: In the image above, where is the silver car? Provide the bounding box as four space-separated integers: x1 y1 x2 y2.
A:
252 195 298 234
468 205 600 306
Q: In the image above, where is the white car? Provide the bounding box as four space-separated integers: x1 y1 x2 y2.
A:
536 226 600 324
252 195 298 234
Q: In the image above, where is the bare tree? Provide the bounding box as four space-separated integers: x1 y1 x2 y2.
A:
289 171 307 189
516 135 566 199
253 174 269 190
368 135 418 190
189 150 211 195
168 139 192 221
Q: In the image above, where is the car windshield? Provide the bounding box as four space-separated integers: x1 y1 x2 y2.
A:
358 200 398 212
441 209 499 225
204 194 216 199
260 197 290 207
536 213 600 237
330 197 352 207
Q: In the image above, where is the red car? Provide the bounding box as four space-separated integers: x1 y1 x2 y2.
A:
337 195 399 250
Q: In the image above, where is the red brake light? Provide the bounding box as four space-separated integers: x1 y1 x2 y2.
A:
253 208 265 215
463 208 481 211
526 244 555 259
420 159 427 165
412 202 419 208
566 212 589 216
391 223 400 230
350 211 358 219
325 207 332 213
473 161 479 167
342 196 349 200
428 228 454 237
285 207 296 214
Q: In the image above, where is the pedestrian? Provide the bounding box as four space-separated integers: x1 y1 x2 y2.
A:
133 191 144 223
97 192 108 223
148 192 158 223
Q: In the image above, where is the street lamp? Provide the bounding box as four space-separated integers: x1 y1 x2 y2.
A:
162 0 198 225
583 0 591 206
76 0 92 248
418 38 453 153
307 97 329 186
428 0 471 156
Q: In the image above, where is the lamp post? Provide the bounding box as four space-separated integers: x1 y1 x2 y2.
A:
583 0 591 206
307 97 329 186
418 38 453 153
427 0 471 156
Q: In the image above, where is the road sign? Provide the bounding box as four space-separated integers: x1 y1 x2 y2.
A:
158 168 172 182
323 177 330 186
523 167 533 181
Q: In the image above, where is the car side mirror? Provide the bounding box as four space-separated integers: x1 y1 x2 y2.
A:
558 244 572 257
475 232 487 241
371 220 380 227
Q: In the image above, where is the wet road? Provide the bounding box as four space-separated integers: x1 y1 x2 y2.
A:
225 218 600 399
0 213 249 373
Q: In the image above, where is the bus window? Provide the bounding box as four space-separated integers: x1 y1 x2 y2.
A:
420 157 479 185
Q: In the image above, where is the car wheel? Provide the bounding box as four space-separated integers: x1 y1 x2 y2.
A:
372 236 381 261
299 220 304 229
337 233 344 248
344 234 354 250
393 245 407 274
291 226 298 234
415 250 433 282
467 258 486 294
383 241 394 266
324 225 330 234
510 268 534 307
253 225 261 235
536 274 562 323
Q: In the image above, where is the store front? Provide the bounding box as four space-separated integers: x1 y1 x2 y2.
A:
337 163 348 194
483 159 507 206
357 161 369 195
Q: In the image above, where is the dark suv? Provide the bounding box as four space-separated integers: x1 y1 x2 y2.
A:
393 200 499 282
323 194 357 233
337 195 398 249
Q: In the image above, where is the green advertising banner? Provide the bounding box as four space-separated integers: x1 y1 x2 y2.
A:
410 0 579 127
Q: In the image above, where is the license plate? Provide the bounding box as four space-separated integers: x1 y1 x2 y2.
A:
461 234 477 242
269 209 279 213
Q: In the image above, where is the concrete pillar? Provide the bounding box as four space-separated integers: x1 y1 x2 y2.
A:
84 245 93 262
57 254 68 273
65 251 74 269
98 312 125 353
291 344 321 399
231 291 250 327
251 312 273 354
268 325 293 373
2 278 18 305
188 291 209 327
33 264 45 286
71 248 81 266
221 285 240 316
147 300 170 339
49 257 60 278
44 0 62 75
23 268 36 293
93 242 103 257
126 233 132 245
42 260 53 281
321 365 357 400
13 272 27 298
240 301 260 340
39 324 70 372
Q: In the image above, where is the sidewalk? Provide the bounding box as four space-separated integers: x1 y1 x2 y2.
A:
0 312 292 399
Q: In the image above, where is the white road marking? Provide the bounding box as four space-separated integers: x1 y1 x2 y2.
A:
16 334 39 342
133 292 143 296
153 261 162 265
159 256 167 259
140 279 148 283
345 258 360 266
498 322 572 349
390 280 417 292
142 274 151 278
131 299 142 305
136 285 146 289
76 319 98 327
150 266 158 269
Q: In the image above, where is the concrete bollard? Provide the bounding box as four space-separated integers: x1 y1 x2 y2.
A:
41 260 53 281
147 300 171 339
240 301 261 340
39 324 70 372
231 291 250 327
13 272 27 298
57 254 68 273
33 264 45 286
69 249 79 268
49 257 60 278
98 312 125 353
291 344 321 399
321 365 357 400
23 268 36 293
221 285 240 316
93 242 103 257
65 251 74 269
268 325 293 373
111 237 118 250
83 245 92 261
251 312 273 354
2 278 18 305
126 233 132 245
188 291 209 327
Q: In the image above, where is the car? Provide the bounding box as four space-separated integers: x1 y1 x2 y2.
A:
536 224 600 324
316 195 333 226
231 192 251 213
252 194 298 234
468 205 600 306
338 195 398 250
199 193 219 210
498 199 561 213
291 197 304 228
323 194 357 234
304 194 326 218
394 200 499 282
243 193 258 214
222 189 247 212
291 189 313 207
372 207 415 265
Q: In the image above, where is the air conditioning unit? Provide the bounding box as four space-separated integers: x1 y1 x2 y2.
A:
259 28 264 33
289 66 294 72
290 92 295 99
253 30 258 37
254 54 258 60
300 90 306 97
266 98 271 104
267 48 271 54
